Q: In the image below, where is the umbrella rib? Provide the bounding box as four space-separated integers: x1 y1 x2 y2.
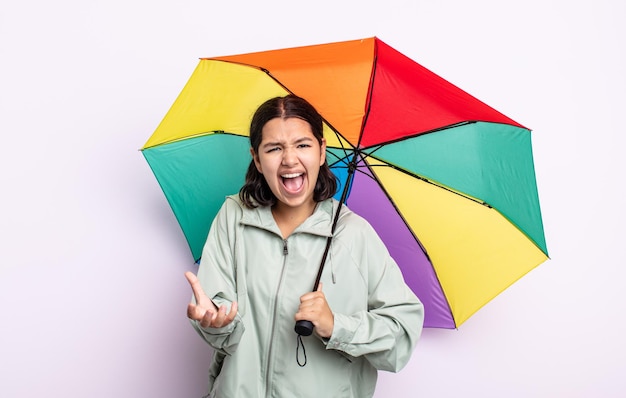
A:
360 158 459 327
251 66 357 154
354 40 380 150
346 147 493 209
207 61 364 167
359 158 433 262
362 121 478 149
357 132 495 208
208 61 357 151
143 130 248 149
373 159 493 208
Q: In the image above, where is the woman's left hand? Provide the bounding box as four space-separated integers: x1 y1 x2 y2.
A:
295 283 334 338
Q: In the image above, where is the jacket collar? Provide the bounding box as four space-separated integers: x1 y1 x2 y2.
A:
237 197 336 238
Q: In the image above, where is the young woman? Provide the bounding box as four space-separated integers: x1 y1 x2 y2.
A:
185 95 424 397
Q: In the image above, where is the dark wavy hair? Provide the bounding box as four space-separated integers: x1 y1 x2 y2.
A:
239 94 338 208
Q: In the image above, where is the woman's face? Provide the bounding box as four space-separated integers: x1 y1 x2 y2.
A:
252 117 326 214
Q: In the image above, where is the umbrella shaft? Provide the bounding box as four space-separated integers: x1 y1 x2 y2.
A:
311 150 358 290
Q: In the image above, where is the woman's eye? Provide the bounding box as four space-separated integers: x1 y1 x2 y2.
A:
266 147 280 153
297 143 311 148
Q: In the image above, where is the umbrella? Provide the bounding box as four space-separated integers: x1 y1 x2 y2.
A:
141 37 548 329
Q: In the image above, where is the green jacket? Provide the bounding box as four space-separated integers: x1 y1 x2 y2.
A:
192 195 424 397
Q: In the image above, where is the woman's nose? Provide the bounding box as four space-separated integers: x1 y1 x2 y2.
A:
281 147 297 166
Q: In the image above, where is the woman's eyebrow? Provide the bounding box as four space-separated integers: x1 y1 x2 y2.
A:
262 136 313 148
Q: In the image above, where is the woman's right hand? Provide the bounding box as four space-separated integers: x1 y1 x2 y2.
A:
185 271 238 329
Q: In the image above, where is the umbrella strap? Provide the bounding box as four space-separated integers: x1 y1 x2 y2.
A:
296 334 307 366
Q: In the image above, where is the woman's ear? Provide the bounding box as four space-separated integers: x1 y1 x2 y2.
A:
251 148 262 174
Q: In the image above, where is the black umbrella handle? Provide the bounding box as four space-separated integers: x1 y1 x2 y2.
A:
294 320 315 336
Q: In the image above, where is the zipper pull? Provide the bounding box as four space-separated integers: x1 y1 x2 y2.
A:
283 239 288 255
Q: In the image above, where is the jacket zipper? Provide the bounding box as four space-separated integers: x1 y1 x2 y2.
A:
265 238 289 396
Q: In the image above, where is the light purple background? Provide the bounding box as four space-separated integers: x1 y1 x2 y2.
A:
1 1 624 397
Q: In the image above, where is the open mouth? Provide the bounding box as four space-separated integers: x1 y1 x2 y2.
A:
281 172 305 193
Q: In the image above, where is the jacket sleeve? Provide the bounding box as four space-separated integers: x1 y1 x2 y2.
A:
324 219 424 372
190 198 245 356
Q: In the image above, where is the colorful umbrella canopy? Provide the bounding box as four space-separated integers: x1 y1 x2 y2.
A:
142 37 548 329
